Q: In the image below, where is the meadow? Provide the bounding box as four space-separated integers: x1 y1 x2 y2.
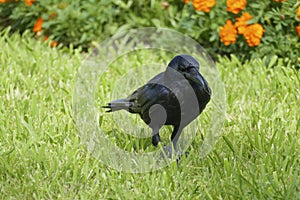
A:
0 29 299 199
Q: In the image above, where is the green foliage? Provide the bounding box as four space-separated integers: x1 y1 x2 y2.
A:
179 0 300 66
0 0 299 66
0 0 182 49
1 30 300 199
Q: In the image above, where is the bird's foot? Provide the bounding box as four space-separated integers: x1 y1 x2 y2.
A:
152 134 160 147
162 145 175 158
162 145 189 163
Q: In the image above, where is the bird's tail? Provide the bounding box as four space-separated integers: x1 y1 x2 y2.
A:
102 99 132 112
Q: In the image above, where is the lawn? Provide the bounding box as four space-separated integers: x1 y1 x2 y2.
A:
0 30 299 199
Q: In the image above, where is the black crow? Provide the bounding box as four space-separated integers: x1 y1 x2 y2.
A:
103 54 211 151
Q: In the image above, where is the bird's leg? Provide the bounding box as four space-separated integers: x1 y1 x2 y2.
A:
149 104 166 147
170 126 189 162
152 128 160 147
171 125 181 151
162 126 182 158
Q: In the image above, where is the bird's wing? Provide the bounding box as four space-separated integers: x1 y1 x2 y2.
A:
131 82 179 125
126 72 165 112
127 84 162 112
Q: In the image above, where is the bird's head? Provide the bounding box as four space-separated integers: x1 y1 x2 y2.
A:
167 54 199 72
166 54 210 94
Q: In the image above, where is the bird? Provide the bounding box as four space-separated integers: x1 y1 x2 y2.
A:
102 54 211 152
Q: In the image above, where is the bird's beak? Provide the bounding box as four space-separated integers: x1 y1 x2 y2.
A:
184 68 211 95
182 68 205 86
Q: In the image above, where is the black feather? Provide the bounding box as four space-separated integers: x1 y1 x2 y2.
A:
103 54 211 150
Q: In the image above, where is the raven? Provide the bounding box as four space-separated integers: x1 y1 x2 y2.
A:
103 54 211 151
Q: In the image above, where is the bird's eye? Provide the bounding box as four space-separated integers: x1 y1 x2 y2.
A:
185 66 194 72
179 65 188 72
178 65 185 71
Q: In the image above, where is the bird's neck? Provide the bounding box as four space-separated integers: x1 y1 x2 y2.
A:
164 67 184 83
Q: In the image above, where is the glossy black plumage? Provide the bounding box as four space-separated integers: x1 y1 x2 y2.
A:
103 54 211 149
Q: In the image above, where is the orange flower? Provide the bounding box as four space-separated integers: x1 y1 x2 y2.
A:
274 0 286 2
296 26 300 37
297 6 300 20
42 35 49 41
33 17 43 33
226 0 246 14
220 20 237 46
49 12 58 20
243 23 264 47
50 41 58 48
184 0 190 3
42 35 59 48
193 0 216 12
235 12 252 34
24 0 35 6
1 0 18 2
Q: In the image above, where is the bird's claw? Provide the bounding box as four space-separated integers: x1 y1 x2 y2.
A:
161 145 189 163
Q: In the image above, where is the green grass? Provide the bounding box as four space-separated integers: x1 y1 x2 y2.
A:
0 30 299 199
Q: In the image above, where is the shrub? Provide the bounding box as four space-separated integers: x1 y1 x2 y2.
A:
0 0 180 49
0 0 299 67
180 0 300 66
